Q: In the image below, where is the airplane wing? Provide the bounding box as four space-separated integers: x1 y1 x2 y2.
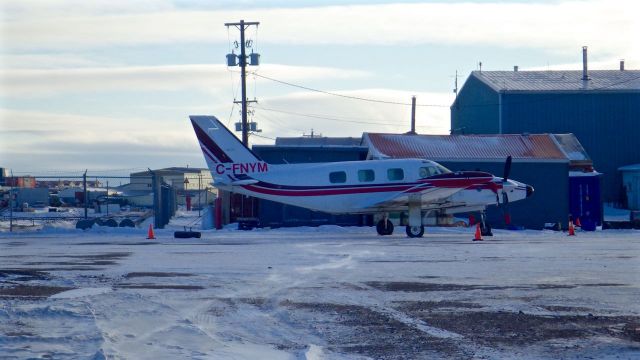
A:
361 171 497 212
363 181 468 210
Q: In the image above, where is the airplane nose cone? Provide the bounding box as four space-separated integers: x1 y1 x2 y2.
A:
526 185 535 198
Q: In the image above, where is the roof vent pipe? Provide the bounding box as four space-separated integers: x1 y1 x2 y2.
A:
514 65 519 72
620 59 625 71
582 46 590 80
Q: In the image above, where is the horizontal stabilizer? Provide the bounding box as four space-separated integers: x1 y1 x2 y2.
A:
213 177 258 187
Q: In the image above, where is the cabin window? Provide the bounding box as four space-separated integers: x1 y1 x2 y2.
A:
387 168 404 181
358 169 375 182
329 171 347 183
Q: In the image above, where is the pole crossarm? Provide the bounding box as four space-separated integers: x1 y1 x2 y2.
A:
233 100 258 104
224 21 260 27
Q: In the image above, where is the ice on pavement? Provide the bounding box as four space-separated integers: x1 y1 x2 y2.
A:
1 224 639 359
50 287 113 299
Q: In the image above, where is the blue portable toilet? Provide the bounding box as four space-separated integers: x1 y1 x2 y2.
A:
569 171 602 230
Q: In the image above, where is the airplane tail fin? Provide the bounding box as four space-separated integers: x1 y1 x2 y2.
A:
189 115 261 166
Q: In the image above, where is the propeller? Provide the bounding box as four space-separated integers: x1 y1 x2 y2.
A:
503 155 512 182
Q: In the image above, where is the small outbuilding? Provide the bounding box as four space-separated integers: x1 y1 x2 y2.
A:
619 164 640 210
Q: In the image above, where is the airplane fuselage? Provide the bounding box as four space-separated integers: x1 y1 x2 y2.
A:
190 115 534 237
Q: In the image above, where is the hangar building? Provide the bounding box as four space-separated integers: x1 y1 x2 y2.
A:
450 61 640 205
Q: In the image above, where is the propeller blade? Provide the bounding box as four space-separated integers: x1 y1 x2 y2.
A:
503 155 512 182
501 191 511 225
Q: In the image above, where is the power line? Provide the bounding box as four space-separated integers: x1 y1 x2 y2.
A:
251 72 450 107
249 132 275 141
253 71 640 110
253 105 432 128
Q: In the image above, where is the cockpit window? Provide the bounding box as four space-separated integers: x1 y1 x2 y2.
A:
419 167 432 178
420 164 452 178
435 164 452 174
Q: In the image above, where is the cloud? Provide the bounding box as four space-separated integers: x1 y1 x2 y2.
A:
0 108 205 172
3 0 638 60
0 108 194 148
0 88 453 170
0 53 114 69
0 63 370 98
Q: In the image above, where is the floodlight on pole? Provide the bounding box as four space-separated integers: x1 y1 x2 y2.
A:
225 20 261 147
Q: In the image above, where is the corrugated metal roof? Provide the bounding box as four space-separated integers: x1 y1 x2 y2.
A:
364 133 572 161
473 70 640 92
275 137 363 147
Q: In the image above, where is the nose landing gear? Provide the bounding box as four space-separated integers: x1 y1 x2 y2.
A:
376 218 394 235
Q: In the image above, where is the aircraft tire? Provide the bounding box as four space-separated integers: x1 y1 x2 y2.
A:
406 225 425 238
481 223 493 237
376 219 394 235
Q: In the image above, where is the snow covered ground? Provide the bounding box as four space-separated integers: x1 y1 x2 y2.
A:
1 224 639 359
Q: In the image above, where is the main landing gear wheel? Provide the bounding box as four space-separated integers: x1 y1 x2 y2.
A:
405 225 425 238
376 219 394 235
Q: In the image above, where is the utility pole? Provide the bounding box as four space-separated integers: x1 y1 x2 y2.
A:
106 180 109 216
9 169 13 232
149 168 159 229
225 20 260 146
198 173 202 217
83 170 88 219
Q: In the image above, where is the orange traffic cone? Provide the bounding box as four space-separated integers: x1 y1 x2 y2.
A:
473 223 483 241
568 221 576 236
575 217 582 227
147 223 156 239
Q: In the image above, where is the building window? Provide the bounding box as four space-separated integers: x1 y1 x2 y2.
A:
329 171 347 183
387 168 404 181
358 169 375 182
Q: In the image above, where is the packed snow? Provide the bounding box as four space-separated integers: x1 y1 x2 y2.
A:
1 222 639 359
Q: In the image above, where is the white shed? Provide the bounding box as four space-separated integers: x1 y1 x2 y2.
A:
619 164 640 210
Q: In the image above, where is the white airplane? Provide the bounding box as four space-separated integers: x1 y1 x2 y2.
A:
190 115 534 237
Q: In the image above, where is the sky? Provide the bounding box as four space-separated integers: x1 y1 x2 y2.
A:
1 0 638 175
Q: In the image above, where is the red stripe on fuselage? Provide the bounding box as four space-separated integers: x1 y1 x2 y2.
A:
241 176 493 197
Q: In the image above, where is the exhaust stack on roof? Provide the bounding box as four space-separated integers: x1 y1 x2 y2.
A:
620 59 625 71
514 65 519 72
582 46 590 80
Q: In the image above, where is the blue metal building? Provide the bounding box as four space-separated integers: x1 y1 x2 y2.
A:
451 67 640 204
